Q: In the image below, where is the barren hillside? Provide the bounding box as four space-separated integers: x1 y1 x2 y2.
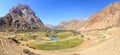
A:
79 2 120 31
0 38 26 55
54 18 85 30
80 28 120 55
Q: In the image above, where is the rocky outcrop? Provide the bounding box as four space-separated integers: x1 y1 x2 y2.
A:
79 2 120 31
0 4 45 31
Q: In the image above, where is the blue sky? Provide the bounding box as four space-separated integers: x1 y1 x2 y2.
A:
0 0 118 25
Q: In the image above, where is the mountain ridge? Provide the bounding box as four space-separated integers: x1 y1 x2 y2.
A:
52 18 85 30
79 2 120 31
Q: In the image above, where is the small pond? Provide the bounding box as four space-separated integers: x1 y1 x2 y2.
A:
48 35 58 41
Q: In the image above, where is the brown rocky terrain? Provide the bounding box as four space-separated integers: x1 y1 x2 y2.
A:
79 2 120 31
0 38 41 55
54 18 85 30
0 38 26 55
0 4 45 31
45 24 55 30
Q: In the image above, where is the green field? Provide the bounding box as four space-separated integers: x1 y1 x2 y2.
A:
30 38 83 50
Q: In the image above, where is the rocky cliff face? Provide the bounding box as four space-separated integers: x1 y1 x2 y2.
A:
79 2 120 31
0 4 45 31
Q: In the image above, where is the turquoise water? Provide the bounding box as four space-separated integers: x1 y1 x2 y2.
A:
48 35 58 41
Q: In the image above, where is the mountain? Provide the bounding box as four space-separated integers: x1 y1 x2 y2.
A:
0 4 45 31
79 2 120 31
54 18 85 30
45 24 55 30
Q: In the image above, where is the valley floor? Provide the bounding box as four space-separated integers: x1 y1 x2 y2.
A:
22 27 120 55
0 27 120 55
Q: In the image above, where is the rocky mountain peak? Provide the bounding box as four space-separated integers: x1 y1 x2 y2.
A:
0 4 45 31
9 4 35 16
10 4 30 11
9 4 36 18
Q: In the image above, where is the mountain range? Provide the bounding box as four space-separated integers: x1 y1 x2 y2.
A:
1 2 120 31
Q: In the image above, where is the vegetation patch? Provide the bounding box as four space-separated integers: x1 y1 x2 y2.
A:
30 38 83 50
16 32 37 41
56 32 73 39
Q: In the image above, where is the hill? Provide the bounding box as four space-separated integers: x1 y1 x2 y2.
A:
79 2 120 31
54 18 85 30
